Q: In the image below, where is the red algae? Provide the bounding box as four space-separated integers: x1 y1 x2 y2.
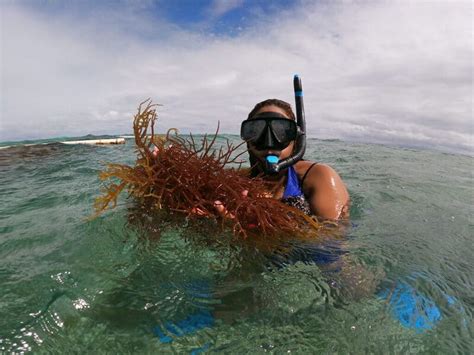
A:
94 100 328 241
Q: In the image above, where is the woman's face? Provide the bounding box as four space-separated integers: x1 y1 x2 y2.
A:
247 104 295 170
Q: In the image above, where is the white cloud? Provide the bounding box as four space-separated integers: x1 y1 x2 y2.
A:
206 0 245 17
0 1 472 155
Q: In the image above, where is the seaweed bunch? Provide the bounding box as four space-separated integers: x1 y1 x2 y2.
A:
94 100 326 240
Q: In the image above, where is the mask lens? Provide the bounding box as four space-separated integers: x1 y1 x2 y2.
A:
241 119 267 141
269 119 297 143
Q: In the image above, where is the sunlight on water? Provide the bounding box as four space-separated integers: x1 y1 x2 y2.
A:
0 137 472 353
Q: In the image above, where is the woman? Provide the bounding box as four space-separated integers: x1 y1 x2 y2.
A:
215 98 350 221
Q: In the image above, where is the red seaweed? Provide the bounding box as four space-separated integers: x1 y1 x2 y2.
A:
94 100 329 241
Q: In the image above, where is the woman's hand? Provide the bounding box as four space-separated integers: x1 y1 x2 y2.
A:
152 146 159 158
213 190 248 219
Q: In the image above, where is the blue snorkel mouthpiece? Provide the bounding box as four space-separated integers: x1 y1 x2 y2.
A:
266 155 279 164
265 155 280 173
264 75 307 175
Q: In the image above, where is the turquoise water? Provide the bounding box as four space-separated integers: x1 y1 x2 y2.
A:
0 136 472 353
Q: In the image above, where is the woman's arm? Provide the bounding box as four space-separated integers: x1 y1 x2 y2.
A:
299 163 349 220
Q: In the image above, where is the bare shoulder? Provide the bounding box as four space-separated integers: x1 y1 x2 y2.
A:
294 161 340 184
295 161 350 220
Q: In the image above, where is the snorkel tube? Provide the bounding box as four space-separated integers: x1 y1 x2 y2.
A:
265 75 307 174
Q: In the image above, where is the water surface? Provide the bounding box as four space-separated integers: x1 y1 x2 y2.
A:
0 136 472 353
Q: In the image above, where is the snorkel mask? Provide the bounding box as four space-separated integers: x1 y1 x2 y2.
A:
241 111 298 151
240 75 306 175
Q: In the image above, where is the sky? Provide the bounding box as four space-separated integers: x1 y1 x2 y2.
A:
1 0 472 154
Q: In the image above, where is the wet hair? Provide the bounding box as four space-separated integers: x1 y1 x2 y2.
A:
247 99 296 120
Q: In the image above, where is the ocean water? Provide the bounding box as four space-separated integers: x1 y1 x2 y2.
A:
0 136 472 353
